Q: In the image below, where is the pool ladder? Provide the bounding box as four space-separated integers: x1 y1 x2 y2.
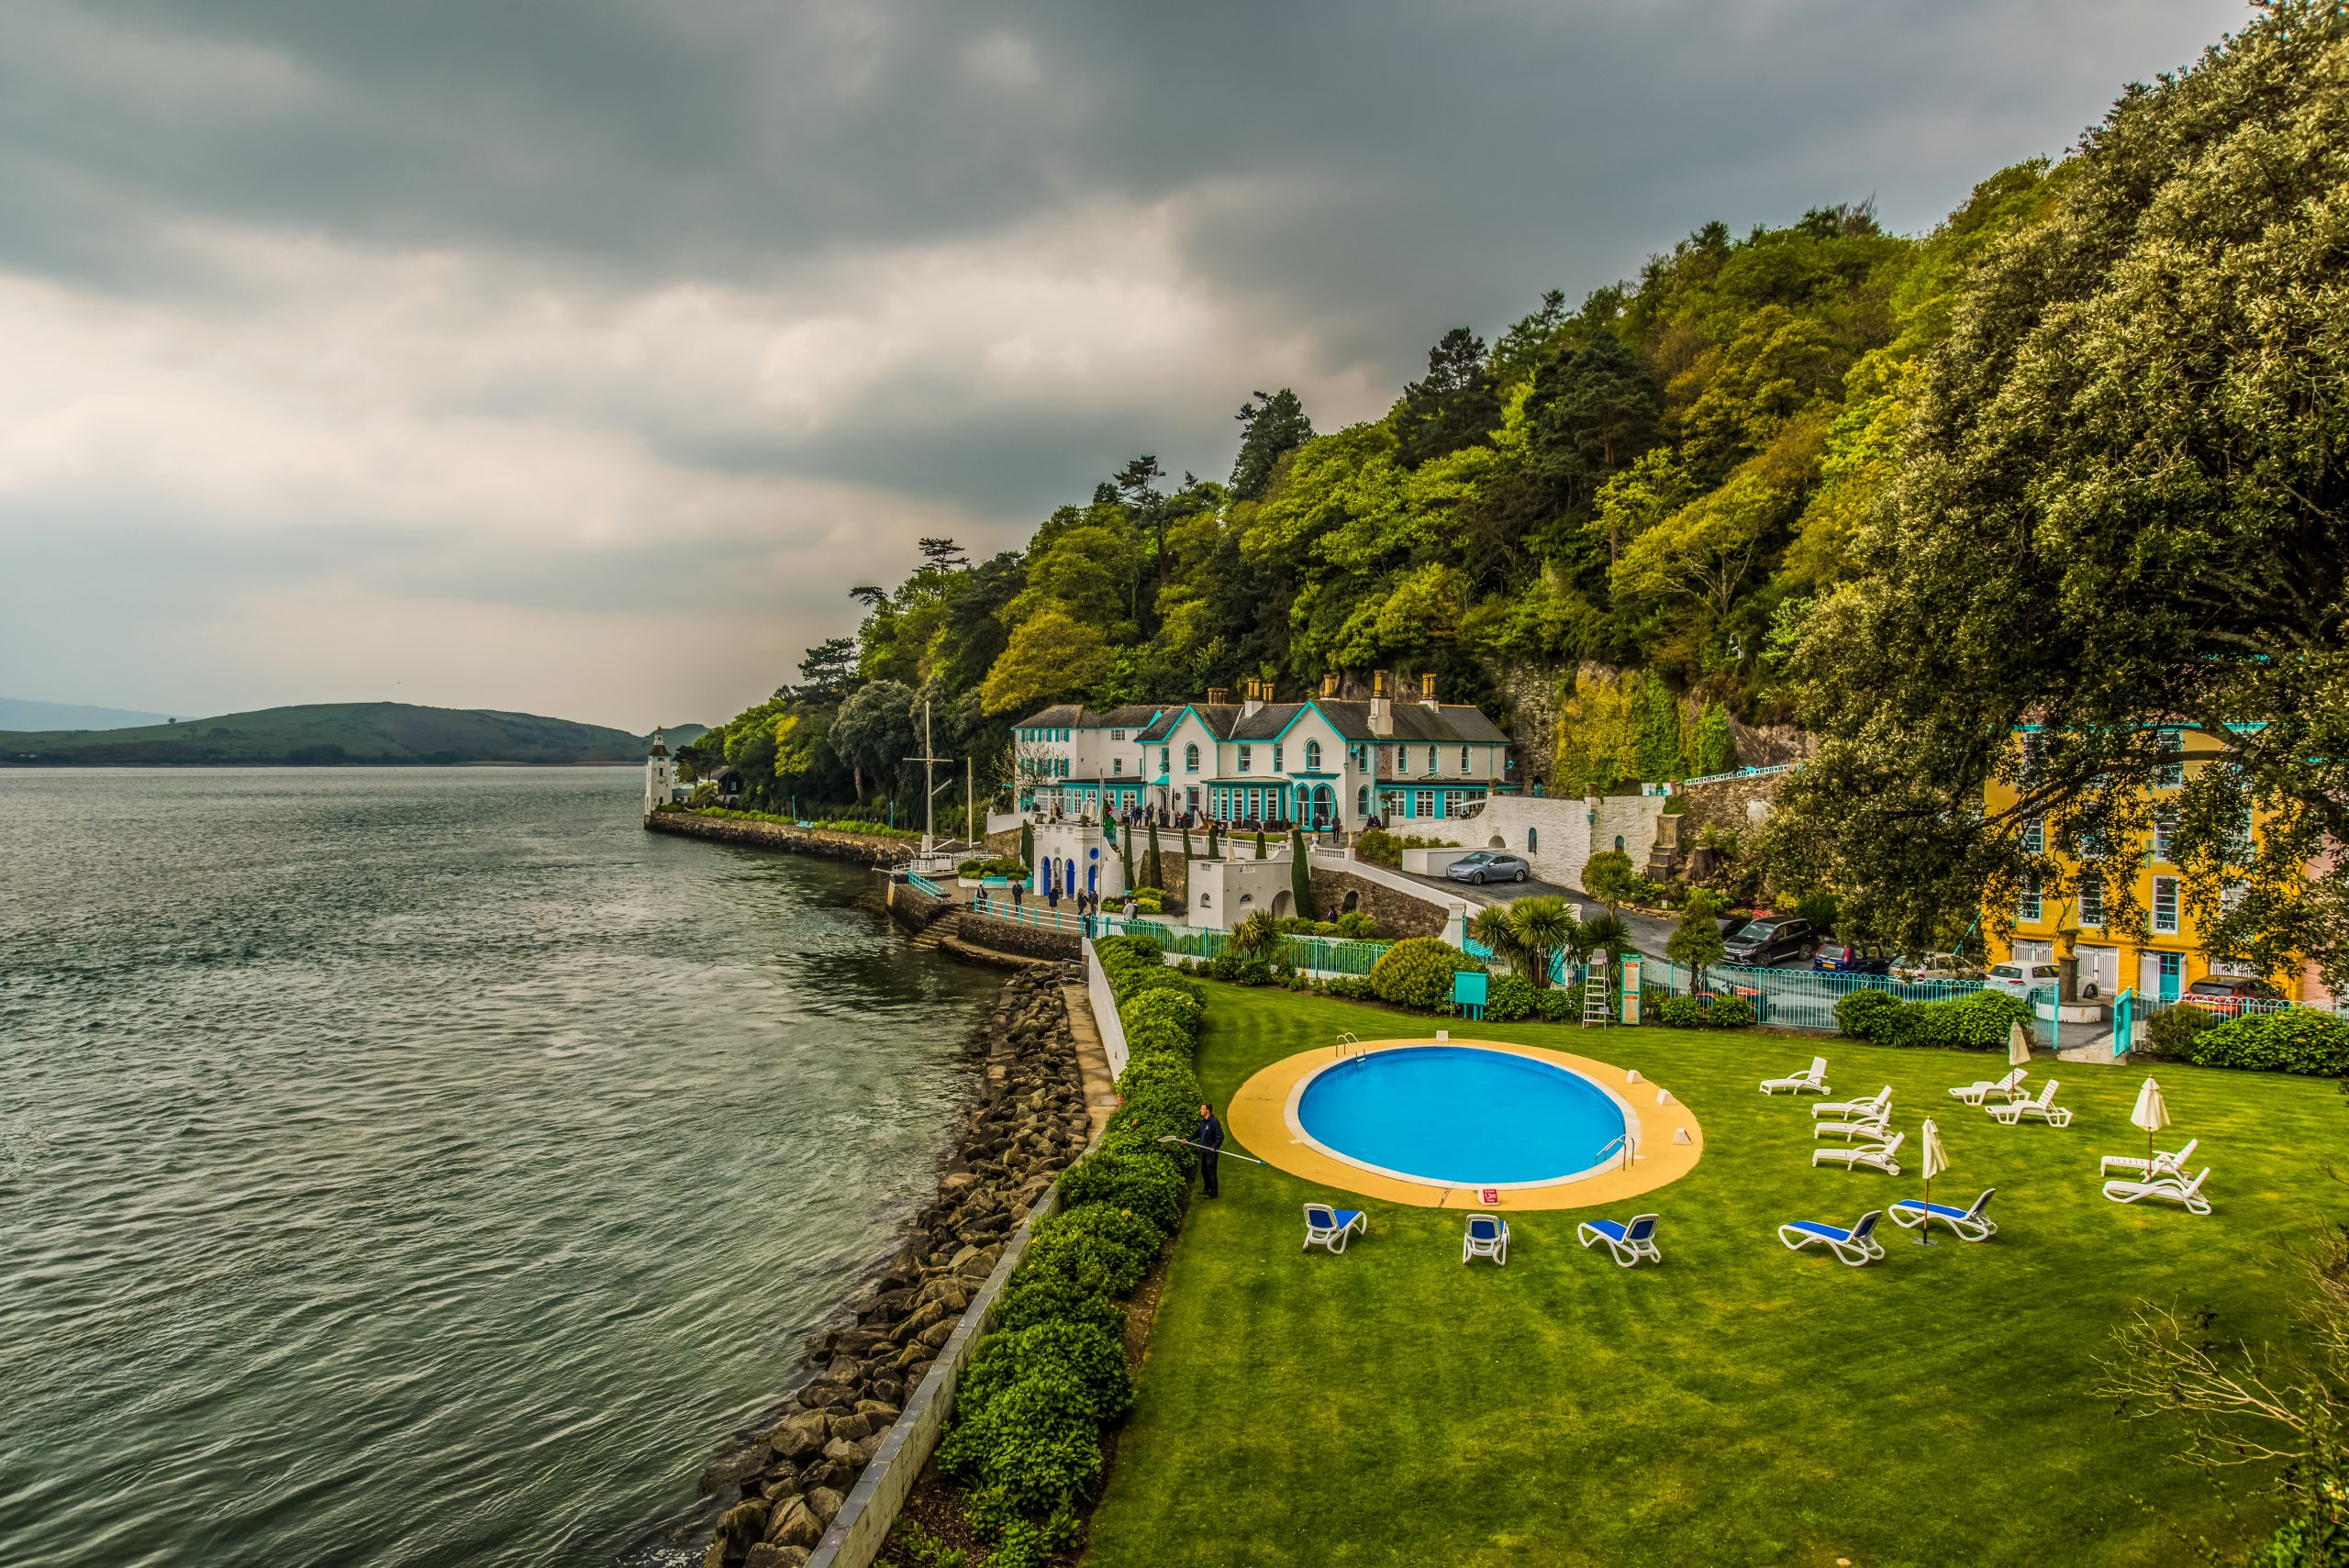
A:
1335 1031 1365 1060
1598 1130 1640 1170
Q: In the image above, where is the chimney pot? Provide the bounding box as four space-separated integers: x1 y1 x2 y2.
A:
1372 669 1389 696
1420 672 1438 702
1320 672 1338 698
1206 686 1229 706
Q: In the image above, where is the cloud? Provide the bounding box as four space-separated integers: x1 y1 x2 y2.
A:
0 0 2251 726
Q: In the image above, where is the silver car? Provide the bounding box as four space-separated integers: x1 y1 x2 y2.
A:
1445 851 1531 885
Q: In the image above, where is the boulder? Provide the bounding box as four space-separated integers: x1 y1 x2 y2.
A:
770 1411 829 1461
917 1318 957 1351
764 1497 821 1550
745 1546 811 1568
806 1486 847 1526
699 1443 772 1495
714 1498 771 1551
827 1412 873 1443
821 1436 861 1465
853 1398 899 1419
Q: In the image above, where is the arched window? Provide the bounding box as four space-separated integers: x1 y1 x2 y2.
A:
1615 834 1626 852
1527 827 1539 851
1460 746 1471 773
1427 745 1439 773
1356 785 1370 817
1185 742 1199 773
1304 739 1322 771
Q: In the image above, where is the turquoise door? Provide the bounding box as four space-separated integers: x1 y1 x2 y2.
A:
2157 953 2182 1004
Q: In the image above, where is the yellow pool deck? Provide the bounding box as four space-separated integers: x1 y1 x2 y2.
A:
1226 1036 1705 1212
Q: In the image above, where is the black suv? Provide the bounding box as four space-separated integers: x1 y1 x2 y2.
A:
1722 916 1817 970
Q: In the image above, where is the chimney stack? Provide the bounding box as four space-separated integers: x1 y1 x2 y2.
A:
1319 672 1339 699
1420 672 1439 708
1368 670 1393 738
1206 685 1229 706
1242 678 1264 718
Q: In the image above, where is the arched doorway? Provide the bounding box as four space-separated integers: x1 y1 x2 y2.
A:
1272 891 1295 918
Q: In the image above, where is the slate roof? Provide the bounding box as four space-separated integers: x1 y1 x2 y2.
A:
1315 700 1510 745
1023 697 1509 745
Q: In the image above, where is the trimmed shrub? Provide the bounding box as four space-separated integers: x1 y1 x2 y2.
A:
2191 1009 2349 1076
1368 937 1486 1011
1914 990 2033 1050
1052 1146 1186 1235
957 1318 1133 1427
1835 987 1906 1043
1656 995 1707 1029
1333 910 1376 939
1120 987 1201 1036
1535 987 1576 1023
1023 1203 1163 1298
991 1270 1125 1336
2143 1003 2221 1060
1484 972 1538 1023
1706 995 1756 1029
937 1364 1105 1514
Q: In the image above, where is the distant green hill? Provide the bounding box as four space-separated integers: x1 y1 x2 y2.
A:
0 702 687 766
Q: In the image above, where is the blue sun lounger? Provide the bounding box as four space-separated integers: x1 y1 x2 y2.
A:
1302 1203 1367 1254
1777 1210 1886 1265
1889 1187 1998 1241
1577 1213 1662 1267
1463 1212 1508 1265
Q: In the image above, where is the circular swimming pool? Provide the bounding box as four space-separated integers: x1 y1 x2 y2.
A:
1293 1045 1631 1187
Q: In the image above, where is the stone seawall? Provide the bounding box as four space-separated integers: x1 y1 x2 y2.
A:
645 810 916 867
1308 866 1445 938
690 966 1091 1568
957 910 1083 962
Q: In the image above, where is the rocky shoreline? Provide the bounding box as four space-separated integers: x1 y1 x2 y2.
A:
691 964 1094 1568
645 808 918 867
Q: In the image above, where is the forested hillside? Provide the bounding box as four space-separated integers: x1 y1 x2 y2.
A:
689 165 2057 813
0 703 673 766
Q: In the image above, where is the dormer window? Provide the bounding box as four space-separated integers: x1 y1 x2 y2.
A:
1305 740 1321 772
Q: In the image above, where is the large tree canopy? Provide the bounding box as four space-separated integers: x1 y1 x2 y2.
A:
1768 0 2349 981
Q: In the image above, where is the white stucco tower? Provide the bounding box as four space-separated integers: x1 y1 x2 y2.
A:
644 729 674 815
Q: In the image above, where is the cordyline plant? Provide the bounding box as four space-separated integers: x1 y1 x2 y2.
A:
1760 1 2349 988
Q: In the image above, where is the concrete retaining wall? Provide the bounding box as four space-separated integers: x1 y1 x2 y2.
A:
1084 940 1130 1078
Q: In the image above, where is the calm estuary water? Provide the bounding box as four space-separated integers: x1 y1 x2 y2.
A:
0 768 999 1568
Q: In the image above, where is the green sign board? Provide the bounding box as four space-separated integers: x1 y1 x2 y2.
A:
1453 971 1489 1007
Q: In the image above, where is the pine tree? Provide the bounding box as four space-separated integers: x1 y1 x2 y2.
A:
1290 828 1315 919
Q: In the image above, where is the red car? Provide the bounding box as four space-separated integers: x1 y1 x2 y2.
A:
2180 976 2284 1018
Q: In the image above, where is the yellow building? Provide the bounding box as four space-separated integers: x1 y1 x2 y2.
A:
1983 725 2322 1006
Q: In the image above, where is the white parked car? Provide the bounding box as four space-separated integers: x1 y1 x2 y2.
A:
1984 961 2063 999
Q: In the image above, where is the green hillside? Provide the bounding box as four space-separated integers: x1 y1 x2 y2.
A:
0 702 674 766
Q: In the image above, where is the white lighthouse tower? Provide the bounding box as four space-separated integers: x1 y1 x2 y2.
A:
644 728 674 815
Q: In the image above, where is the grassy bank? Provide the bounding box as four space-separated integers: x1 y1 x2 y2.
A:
1083 987 2344 1568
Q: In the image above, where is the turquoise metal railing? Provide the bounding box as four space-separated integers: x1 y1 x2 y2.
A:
1635 957 1987 1032
906 872 948 900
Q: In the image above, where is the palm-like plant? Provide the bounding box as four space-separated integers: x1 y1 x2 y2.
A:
1577 911 1631 963
1231 909 1282 960
1507 896 1575 989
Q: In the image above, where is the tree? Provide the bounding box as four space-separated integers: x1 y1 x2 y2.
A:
1230 389 1315 501
1633 673 1687 784
1395 328 1502 469
1019 820 1033 869
980 609 1113 716
1582 850 1638 910
1468 904 1528 974
1767 2 2349 981
1255 830 1268 860
1666 888 1730 992
1145 821 1164 891
829 680 916 801
917 537 970 572
848 584 889 609
797 638 860 699
1289 828 1314 917
1117 819 1133 891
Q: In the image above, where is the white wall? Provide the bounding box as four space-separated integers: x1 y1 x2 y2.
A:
1186 854 1300 929
1397 793 1662 893
1031 821 1130 899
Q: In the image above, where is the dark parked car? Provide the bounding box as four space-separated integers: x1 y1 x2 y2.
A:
1722 916 1817 970
1813 941 1892 975
1445 850 1531 885
2181 975 2285 1018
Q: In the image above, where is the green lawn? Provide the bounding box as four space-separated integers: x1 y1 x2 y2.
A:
1083 987 2344 1568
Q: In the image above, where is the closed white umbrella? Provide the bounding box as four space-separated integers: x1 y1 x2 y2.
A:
2131 1077 2171 1165
2008 1020 2032 1068
1914 1118 1950 1247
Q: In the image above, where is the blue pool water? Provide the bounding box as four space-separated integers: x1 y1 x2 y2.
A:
1296 1047 1628 1185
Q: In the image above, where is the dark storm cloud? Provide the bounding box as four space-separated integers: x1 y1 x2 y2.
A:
0 0 2251 724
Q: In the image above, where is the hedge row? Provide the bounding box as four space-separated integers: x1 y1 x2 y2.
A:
1654 993 1757 1029
1833 987 2035 1050
934 933 1205 1565
2188 1008 2349 1076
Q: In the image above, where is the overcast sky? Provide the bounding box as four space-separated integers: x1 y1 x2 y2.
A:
1 0 2247 730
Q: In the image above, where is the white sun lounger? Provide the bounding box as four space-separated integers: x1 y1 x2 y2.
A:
1988 1079 2071 1128
2103 1167 2212 1215
1890 1187 1998 1241
1951 1067 2027 1106
1813 1086 1892 1120
1812 1129 1905 1175
1577 1213 1661 1267
1761 1057 1830 1095
1302 1203 1368 1254
2100 1138 2199 1179
1778 1210 1886 1265
1814 1114 1893 1143
1463 1212 1509 1265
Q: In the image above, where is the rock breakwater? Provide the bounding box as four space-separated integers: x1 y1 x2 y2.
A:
693 964 1093 1568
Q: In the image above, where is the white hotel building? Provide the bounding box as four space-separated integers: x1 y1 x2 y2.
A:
1013 672 1517 829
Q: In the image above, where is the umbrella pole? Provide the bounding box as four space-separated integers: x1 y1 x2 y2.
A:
1915 1171 1934 1247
